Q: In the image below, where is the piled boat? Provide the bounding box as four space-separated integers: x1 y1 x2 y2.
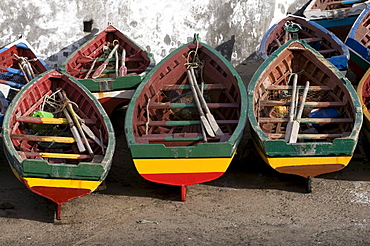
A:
60 24 155 115
303 0 370 41
2 69 115 219
357 68 370 140
345 5 370 81
0 38 49 123
248 39 362 191
124 35 247 200
259 15 349 72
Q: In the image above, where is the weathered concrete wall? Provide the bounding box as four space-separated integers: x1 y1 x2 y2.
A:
0 0 309 68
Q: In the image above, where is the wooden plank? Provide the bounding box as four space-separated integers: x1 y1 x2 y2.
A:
19 151 101 160
160 84 226 91
303 37 322 43
267 85 330 91
259 100 345 107
136 119 239 126
11 134 75 143
138 133 227 141
318 49 336 54
259 117 353 124
148 102 238 109
267 133 345 139
16 116 96 125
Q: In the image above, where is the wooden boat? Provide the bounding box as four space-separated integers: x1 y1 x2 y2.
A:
303 0 370 41
248 39 362 192
2 69 115 219
60 24 155 115
0 38 49 98
357 68 370 139
345 6 370 81
125 35 247 200
259 15 349 71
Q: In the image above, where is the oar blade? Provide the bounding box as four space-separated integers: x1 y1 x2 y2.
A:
206 113 224 136
288 121 300 143
200 116 215 137
91 63 107 79
119 65 127 77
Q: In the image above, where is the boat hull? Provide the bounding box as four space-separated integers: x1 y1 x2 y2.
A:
254 140 350 178
260 15 349 71
248 40 362 182
60 25 155 115
125 37 247 199
2 69 115 219
304 0 370 40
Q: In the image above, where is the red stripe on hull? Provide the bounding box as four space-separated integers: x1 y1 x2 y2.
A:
141 172 225 186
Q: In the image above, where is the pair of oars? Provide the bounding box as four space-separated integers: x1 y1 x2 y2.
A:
285 75 310 143
58 90 94 155
187 66 223 138
91 44 127 79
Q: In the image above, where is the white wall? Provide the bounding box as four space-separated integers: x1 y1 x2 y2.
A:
0 0 308 68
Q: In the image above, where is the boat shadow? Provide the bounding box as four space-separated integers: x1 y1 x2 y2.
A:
0 146 55 223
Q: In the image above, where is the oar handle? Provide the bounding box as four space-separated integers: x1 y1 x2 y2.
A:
107 44 119 60
296 81 310 121
288 74 298 121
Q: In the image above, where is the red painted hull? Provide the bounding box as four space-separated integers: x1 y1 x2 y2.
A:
141 172 225 187
97 96 130 115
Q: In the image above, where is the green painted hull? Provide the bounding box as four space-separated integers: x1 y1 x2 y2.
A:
248 40 362 160
125 40 247 160
2 70 115 181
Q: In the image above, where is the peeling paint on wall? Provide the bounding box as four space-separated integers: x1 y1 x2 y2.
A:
0 0 308 68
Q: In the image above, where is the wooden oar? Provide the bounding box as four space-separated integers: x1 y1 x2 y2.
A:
119 49 127 76
92 44 119 79
61 91 94 156
62 105 86 152
289 81 310 144
189 67 223 136
115 49 119 78
284 74 298 142
186 69 215 137
0 79 24 89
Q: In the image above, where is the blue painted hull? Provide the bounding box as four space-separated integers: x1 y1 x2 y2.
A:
259 15 349 71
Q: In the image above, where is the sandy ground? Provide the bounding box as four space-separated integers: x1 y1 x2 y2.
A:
1 58 370 245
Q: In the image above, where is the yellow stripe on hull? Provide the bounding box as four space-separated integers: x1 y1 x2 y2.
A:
133 153 235 174
255 143 351 168
266 156 351 169
24 177 101 190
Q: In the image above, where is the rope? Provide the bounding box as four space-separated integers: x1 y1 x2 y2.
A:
284 21 302 33
145 97 151 135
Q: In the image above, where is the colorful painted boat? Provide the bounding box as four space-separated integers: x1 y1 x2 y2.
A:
357 68 370 139
303 0 370 41
259 15 349 71
2 69 115 219
125 35 247 200
60 24 155 115
248 39 362 192
345 6 370 81
0 38 49 122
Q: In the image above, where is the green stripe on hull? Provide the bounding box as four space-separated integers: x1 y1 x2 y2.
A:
129 142 234 159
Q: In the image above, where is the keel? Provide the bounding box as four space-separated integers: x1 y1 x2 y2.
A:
56 203 62 220
181 185 187 201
